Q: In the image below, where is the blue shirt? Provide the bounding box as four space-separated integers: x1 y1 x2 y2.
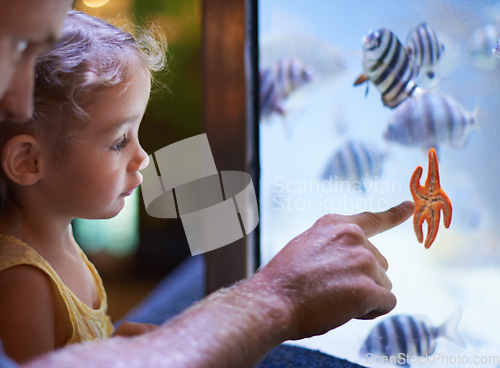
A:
0 341 17 368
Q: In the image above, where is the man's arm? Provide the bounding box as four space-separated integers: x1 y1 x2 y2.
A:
22 274 291 368
23 201 414 368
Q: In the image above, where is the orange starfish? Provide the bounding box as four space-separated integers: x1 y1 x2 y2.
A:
410 148 452 249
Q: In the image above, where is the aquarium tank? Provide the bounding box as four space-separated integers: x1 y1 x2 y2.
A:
258 0 500 366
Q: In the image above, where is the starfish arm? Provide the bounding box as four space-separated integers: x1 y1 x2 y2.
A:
426 148 441 189
432 193 452 230
411 166 424 243
410 166 424 203
440 192 453 228
414 211 424 243
424 208 441 249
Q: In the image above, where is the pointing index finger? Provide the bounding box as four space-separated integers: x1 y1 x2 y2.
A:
347 201 415 238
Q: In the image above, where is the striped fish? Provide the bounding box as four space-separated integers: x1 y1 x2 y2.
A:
360 310 465 367
467 24 500 69
468 23 500 58
354 28 423 109
259 67 286 119
406 22 445 79
273 58 314 98
384 91 477 150
259 58 313 120
322 140 384 191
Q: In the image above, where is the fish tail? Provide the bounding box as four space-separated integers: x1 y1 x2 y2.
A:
438 308 466 348
470 101 480 132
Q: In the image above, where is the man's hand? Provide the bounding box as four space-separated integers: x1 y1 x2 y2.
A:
255 201 415 340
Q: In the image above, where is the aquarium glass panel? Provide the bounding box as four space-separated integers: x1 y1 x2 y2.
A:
258 1 500 366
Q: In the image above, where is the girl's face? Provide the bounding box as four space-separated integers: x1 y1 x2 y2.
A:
41 63 151 220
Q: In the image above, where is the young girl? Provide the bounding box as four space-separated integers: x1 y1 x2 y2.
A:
0 11 165 363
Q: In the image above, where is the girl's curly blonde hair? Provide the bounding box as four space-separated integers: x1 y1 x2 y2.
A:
0 10 167 216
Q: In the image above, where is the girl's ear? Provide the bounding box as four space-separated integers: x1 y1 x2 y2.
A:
1 135 44 186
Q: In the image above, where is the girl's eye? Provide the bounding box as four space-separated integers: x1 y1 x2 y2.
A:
110 135 131 153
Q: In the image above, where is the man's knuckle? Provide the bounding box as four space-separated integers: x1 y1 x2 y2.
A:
356 247 377 267
336 223 365 242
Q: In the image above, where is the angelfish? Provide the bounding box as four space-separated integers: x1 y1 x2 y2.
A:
384 90 478 151
405 22 445 79
354 28 423 109
360 310 465 367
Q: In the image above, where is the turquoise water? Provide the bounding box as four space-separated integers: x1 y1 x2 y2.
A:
259 1 500 366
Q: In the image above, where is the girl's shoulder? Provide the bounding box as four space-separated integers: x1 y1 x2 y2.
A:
0 234 57 328
0 260 58 362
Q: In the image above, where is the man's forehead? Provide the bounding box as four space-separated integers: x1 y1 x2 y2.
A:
0 0 70 41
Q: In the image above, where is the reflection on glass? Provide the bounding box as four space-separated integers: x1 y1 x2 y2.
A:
259 1 500 366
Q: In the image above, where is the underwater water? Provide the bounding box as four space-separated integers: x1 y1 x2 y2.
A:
259 0 500 366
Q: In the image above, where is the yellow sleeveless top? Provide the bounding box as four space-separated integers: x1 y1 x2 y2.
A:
0 234 114 344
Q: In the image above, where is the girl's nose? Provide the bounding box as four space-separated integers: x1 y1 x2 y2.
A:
139 155 150 171
129 143 149 173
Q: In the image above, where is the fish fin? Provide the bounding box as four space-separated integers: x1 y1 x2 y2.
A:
439 308 466 348
353 74 368 86
381 94 393 108
382 81 423 108
381 94 402 108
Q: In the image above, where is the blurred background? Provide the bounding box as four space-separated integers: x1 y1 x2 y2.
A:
72 0 202 321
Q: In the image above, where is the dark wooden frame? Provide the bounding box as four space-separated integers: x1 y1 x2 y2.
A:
202 0 260 294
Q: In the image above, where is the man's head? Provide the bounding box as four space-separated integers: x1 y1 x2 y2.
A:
0 0 72 123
